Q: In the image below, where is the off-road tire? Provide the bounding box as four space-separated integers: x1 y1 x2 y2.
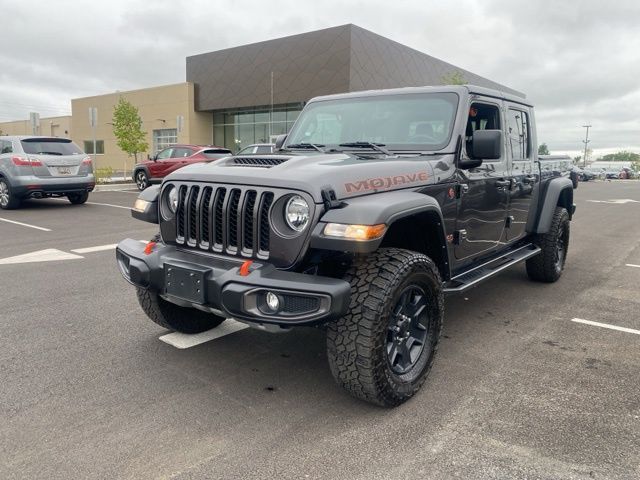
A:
526 206 570 283
326 248 444 407
135 170 149 191
67 191 89 204
135 232 225 333
0 178 21 210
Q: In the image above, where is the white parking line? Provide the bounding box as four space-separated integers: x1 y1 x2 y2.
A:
159 319 249 349
0 217 51 231
71 244 118 254
571 318 640 336
49 198 130 209
626 264 640 269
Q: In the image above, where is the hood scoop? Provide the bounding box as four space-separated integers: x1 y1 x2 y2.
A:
232 156 291 168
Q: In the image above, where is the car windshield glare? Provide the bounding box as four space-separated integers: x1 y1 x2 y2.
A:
285 93 459 152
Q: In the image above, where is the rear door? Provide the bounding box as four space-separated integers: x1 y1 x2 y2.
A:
20 138 87 177
505 105 536 241
454 100 509 261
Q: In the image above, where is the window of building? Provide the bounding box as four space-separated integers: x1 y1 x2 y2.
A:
153 129 178 153
507 109 530 160
212 104 303 152
83 140 104 154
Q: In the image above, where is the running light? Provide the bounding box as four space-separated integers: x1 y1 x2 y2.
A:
323 223 387 241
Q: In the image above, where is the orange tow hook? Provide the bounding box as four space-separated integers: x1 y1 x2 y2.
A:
144 241 156 255
239 260 253 276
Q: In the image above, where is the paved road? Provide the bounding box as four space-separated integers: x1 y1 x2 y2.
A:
1 182 639 479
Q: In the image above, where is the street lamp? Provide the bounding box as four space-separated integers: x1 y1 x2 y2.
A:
582 124 592 167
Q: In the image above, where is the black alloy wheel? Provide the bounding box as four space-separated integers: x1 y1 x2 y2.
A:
136 170 149 191
386 285 431 374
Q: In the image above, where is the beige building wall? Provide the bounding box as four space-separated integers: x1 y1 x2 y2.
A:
0 115 71 138
71 82 212 173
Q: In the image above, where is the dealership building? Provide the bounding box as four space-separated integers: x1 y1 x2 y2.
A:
1 24 517 172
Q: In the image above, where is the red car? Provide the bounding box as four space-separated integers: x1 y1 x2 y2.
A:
132 144 231 190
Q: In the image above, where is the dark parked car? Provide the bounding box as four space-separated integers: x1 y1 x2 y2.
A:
117 85 576 407
0 135 94 209
132 145 231 190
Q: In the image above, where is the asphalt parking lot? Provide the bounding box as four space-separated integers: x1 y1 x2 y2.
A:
1 181 639 480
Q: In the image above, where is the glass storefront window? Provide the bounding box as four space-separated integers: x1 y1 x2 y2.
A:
211 104 303 152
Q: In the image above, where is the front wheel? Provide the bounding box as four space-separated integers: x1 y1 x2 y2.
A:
326 248 444 407
136 288 226 333
135 170 149 191
526 207 570 283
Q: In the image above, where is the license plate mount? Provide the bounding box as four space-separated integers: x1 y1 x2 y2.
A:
164 263 207 304
57 167 72 175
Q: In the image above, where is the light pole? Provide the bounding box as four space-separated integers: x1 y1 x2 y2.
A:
582 124 591 167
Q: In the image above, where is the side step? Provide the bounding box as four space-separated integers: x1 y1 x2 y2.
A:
443 244 541 294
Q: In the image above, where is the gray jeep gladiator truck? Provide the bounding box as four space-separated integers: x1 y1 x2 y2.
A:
116 85 575 407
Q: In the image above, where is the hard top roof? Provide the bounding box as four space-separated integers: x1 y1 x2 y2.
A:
307 84 533 108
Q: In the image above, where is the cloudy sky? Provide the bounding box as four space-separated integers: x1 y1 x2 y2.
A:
1 0 638 158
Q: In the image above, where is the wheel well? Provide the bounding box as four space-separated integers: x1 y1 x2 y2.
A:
557 187 573 218
379 212 450 280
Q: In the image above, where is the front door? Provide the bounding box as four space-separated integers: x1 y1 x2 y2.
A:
454 101 509 261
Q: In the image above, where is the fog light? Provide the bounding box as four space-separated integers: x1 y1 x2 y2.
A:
266 292 280 312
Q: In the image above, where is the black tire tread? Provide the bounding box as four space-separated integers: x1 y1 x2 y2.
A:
526 206 569 283
67 192 89 204
135 233 225 333
326 248 443 407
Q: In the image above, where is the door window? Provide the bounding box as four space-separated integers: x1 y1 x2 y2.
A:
255 145 273 154
156 148 174 160
507 109 530 160
172 147 193 158
0 140 12 154
465 103 501 159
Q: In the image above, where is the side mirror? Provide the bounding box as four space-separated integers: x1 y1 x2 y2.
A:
472 129 502 160
275 134 287 150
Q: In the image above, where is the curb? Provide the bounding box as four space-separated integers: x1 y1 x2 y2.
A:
94 183 138 192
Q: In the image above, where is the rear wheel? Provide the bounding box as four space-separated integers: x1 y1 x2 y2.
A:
67 192 89 204
526 207 570 283
135 170 149 191
0 178 21 210
326 248 444 407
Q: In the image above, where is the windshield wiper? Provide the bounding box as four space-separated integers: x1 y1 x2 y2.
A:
36 151 62 155
338 142 391 155
284 142 326 153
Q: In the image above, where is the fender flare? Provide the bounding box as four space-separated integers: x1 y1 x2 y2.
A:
310 190 447 255
531 177 574 234
132 165 151 182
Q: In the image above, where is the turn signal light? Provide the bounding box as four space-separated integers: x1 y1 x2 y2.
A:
323 223 387 241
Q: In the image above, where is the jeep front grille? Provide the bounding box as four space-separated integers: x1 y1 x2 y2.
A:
175 184 274 259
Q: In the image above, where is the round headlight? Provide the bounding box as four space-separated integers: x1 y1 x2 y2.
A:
167 186 178 213
285 195 310 232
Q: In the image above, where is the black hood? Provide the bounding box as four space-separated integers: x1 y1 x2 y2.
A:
167 153 453 203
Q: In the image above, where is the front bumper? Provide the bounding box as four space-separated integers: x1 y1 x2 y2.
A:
115 239 351 327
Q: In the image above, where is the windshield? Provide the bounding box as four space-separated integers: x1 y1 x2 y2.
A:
285 93 459 152
21 138 84 155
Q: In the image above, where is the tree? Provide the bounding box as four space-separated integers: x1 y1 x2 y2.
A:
112 98 148 162
573 155 582 164
600 150 640 163
441 71 467 85
538 143 549 155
